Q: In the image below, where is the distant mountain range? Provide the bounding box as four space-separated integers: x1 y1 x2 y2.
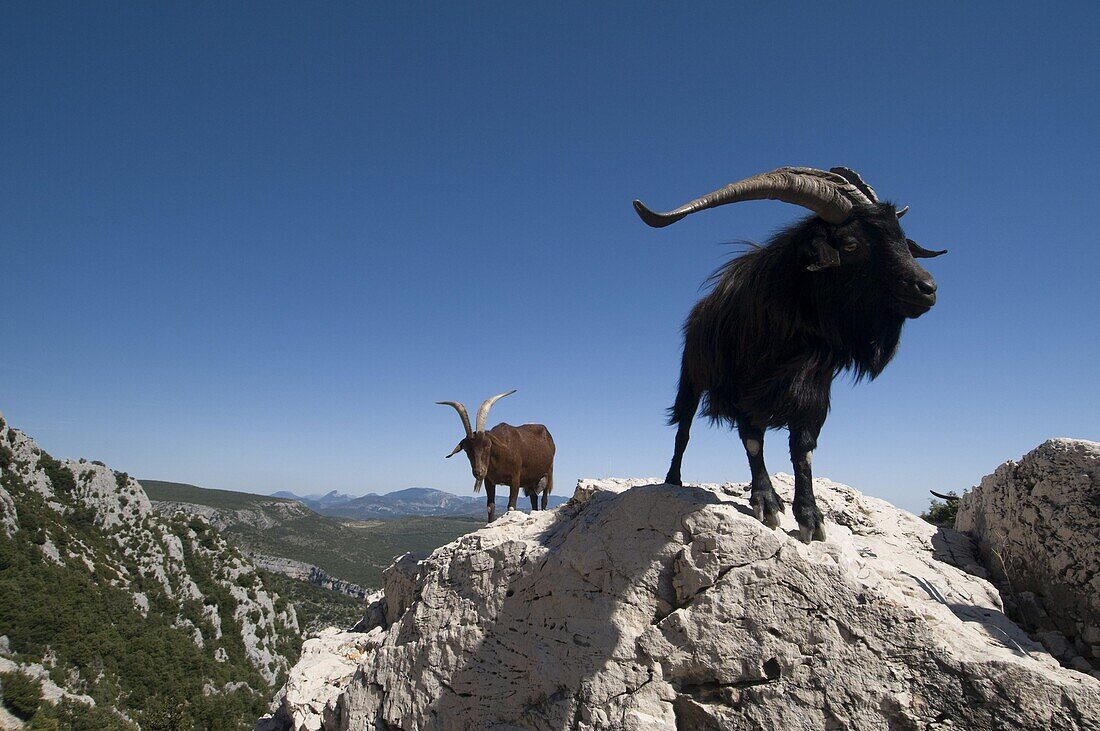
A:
271 486 570 519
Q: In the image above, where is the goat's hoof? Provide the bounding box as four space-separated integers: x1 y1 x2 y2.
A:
752 503 781 529
750 491 784 529
797 521 827 543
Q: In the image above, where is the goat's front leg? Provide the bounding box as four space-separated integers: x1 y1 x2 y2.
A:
738 423 782 529
529 489 538 511
507 481 521 513
485 480 497 523
789 427 826 542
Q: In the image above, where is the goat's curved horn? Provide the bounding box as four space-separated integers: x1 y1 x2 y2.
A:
633 167 872 227
475 389 516 432
896 205 909 219
830 167 880 203
436 401 473 437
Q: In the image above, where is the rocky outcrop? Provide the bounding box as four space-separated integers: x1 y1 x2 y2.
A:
956 438 1100 674
249 554 367 599
151 498 315 531
149 496 314 529
260 475 1100 731
255 627 376 731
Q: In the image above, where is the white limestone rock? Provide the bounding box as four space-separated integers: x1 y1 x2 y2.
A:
956 438 1100 672
0 484 16 538
65 461 150 531
257 628 378 731
151 498 313 531
261 476 1100 730
248 553 367 600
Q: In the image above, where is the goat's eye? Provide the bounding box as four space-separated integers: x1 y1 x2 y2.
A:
843 242 859 253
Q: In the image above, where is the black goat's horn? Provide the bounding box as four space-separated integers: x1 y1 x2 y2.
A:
437 401 473 437
830 166 880 203
633 167 873 227
896 205 909 218
929 490 959 502
476 389 516 432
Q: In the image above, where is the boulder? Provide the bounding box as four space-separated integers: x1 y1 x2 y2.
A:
956 438 1100 674
260 475 1100 730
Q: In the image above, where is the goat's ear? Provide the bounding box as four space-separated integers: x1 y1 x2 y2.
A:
806 230 841 272
907 238 947 258
445 441 464 458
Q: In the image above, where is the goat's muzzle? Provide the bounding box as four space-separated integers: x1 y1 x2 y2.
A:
895 274 937 318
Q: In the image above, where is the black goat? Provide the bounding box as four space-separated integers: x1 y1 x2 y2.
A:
438 390 556 523
634 167 946 542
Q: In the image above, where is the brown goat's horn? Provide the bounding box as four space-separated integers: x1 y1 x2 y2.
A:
436 401 473 437
633 167 873 227
476 389 516 432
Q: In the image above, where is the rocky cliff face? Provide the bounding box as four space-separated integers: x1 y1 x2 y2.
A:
248 555 367 600
957 438 1100 675
259 474 1100 731
0 411 300 725
151 498 315 532
148 499 369 599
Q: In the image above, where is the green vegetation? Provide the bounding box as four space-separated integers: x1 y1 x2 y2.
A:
1 669 42 720
921 491 960 527
0 670 125 730
141 480 479 589
140 480 297 510
245 513 479 589
1 454 282 729
36 452 75 495
259 571 364 633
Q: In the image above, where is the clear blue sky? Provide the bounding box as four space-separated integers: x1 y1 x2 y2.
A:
2 3 1096 512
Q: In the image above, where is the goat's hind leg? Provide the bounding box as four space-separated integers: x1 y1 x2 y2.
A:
541 467 552 510
666 367 700 486
739 423 783 529
789 427 825 543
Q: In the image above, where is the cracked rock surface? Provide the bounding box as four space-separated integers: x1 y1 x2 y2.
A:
260 476 1100 730
956 438 1100 674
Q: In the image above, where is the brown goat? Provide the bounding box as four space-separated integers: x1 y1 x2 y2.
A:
437 390 555 522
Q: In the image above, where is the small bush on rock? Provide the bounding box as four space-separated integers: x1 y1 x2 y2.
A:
1 669 43 720
921 492 959 527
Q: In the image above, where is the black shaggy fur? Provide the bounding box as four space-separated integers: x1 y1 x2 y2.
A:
665 203 944 542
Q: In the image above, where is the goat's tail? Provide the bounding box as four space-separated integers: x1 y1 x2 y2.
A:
667 357 700 427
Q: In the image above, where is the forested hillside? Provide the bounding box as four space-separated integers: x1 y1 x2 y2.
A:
0 413 299 729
